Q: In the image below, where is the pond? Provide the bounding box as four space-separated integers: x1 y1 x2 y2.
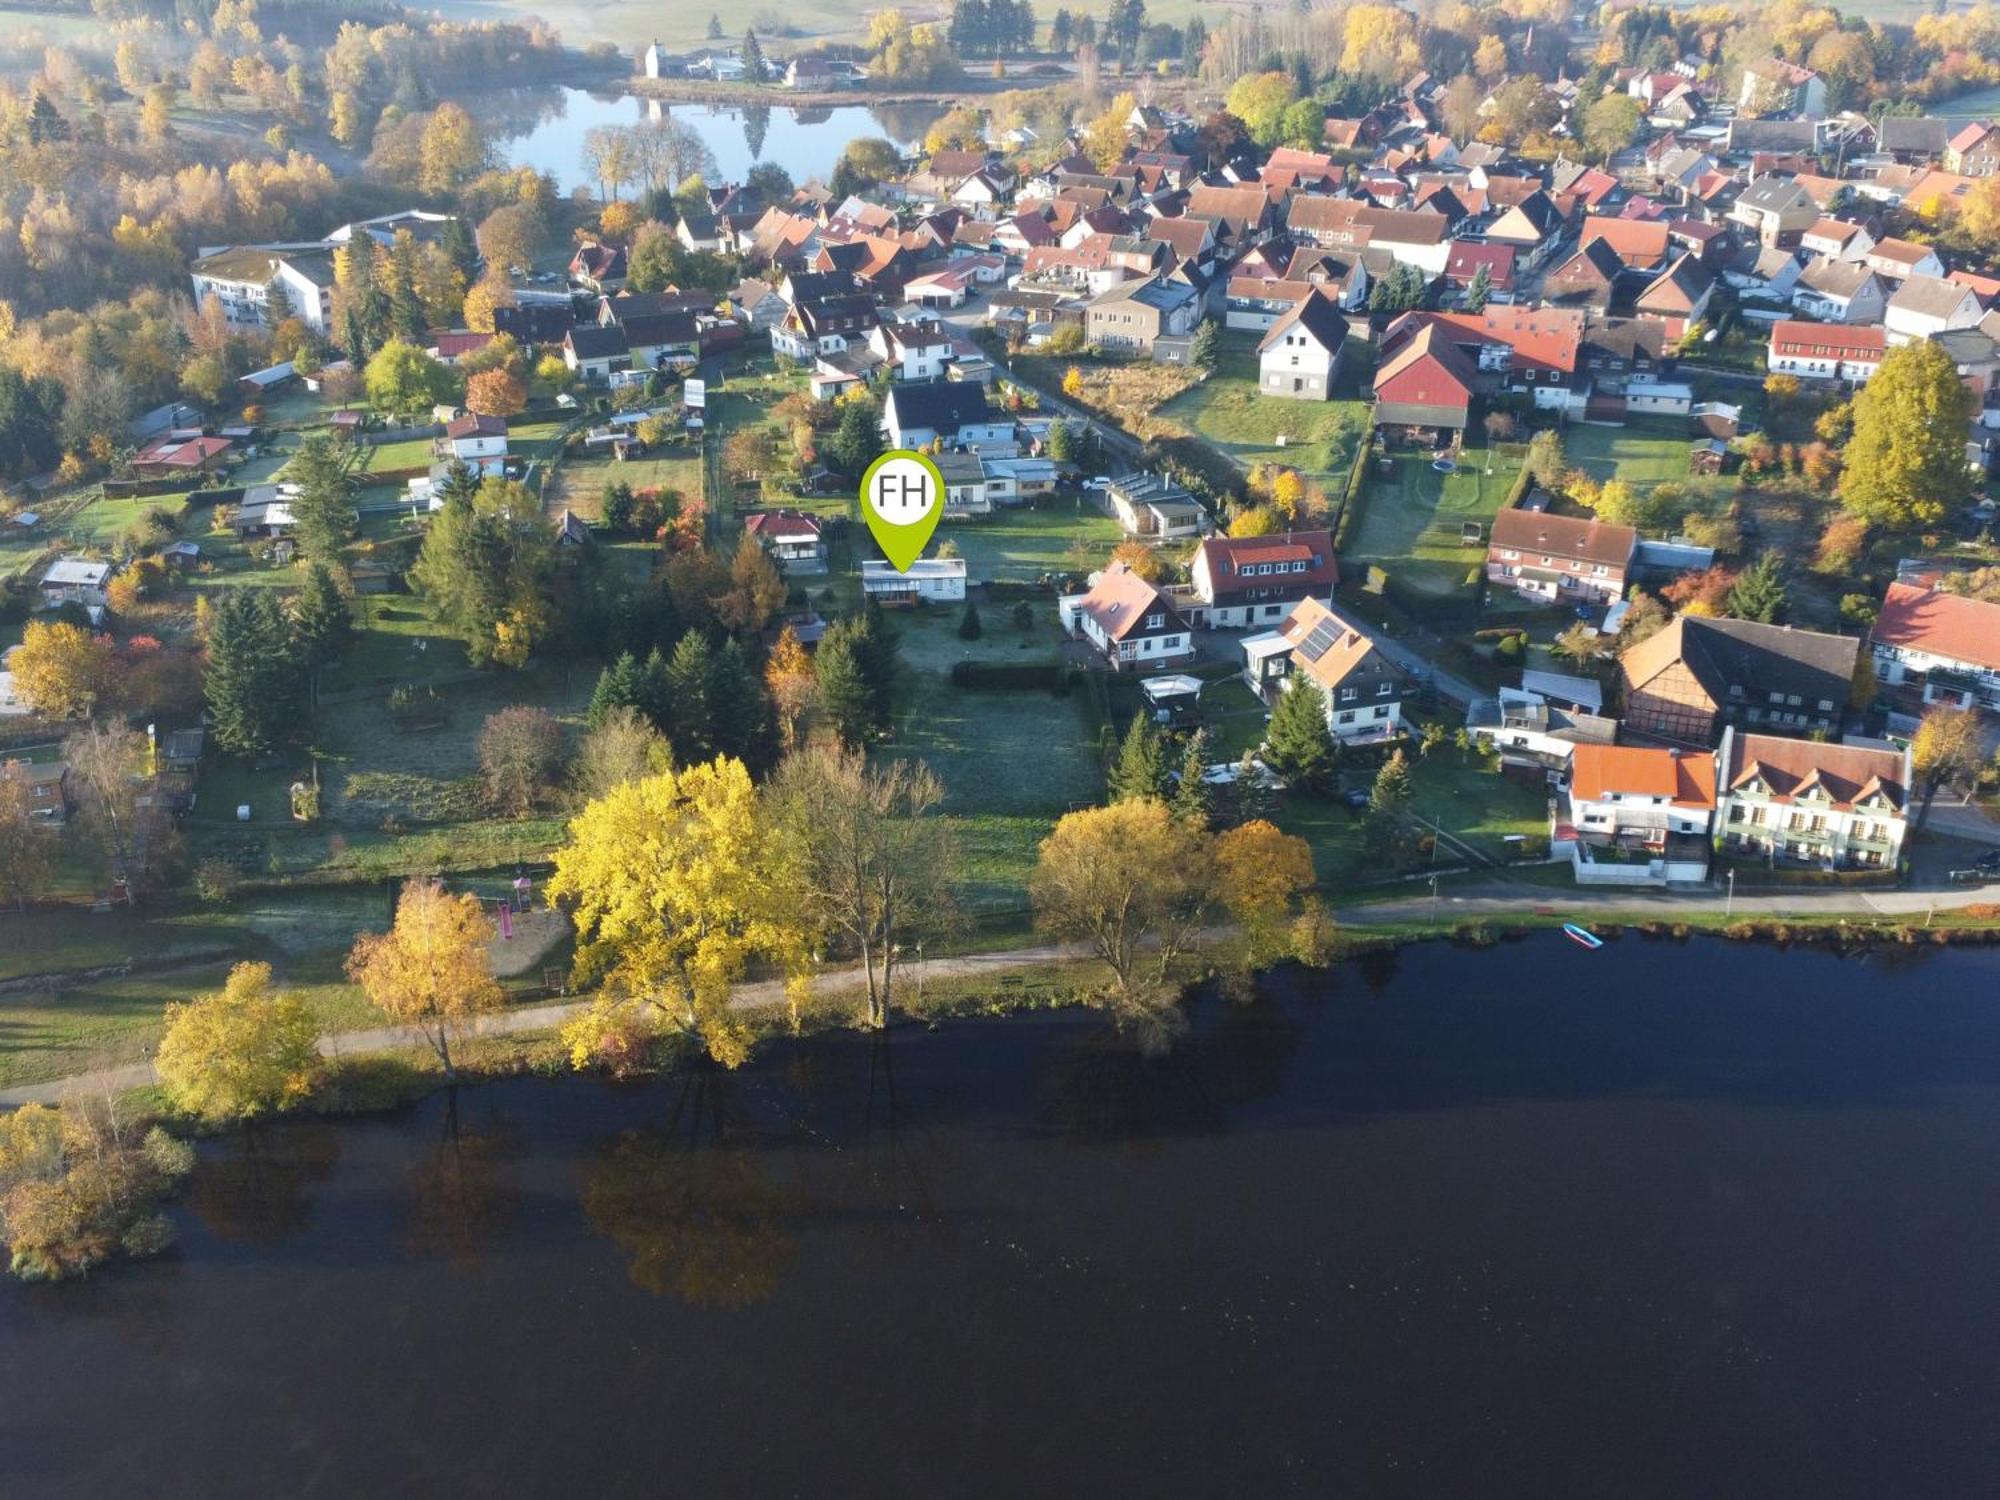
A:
8 933 2000 1496
485 86 943 196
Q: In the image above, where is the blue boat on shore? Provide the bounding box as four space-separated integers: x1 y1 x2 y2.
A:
1563 923 1603 950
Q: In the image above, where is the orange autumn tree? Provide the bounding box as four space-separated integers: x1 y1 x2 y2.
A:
465 368 527 417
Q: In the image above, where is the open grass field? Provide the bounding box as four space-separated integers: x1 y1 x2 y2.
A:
940 500 1123 583
1154 344 1371 478
1562 420 1692 491
1344 446 1524 595
877 609 1104 914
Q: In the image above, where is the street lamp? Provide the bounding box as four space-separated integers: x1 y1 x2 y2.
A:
1430 872 1440 924
1724 868 1735 919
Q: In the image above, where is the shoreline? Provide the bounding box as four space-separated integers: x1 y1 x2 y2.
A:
10 906 2000 1112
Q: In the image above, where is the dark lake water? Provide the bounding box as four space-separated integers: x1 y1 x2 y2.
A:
7 934 2000 1498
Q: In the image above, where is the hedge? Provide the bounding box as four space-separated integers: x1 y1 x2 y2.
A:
950 660 1075 693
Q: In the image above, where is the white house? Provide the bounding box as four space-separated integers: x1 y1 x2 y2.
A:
1871 580 2000 714
881 383 1015 451
1060 561 1195 672
1792 260 1886 324
190 247 336 334
1187 530 1337 629
1714 729 1909 870
934 450 991 517
1241 598 1409 743
38 556 113 611
1766 320 1886 383
869 319 955 382
1739 59 1827 118
439 413 508 476
1257 289 1350 402
1563 743 1716 843
861 557 967 603
1884 273 1984 346
744 510 828 575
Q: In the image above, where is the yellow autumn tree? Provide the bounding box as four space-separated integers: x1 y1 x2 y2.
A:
546 760 806 1070
765 623 817 751
1062 365 1085 399
346 879 504 1076
1082 91 1137 171
1214 819 1319 964
10 619 113 720
156 962 322 1123
461 276 515 334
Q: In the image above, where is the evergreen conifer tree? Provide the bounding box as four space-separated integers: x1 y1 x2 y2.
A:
664 632 716 761
290 561 352 707
1265 679 1337 791
206 591 299 756
1108 713 1169 803
1172 729 1212 828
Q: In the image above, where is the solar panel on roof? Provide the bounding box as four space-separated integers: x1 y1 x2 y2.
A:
1299 620 1342 659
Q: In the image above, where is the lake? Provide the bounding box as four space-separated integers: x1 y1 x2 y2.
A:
487 86 942 196
7 934 2000 1497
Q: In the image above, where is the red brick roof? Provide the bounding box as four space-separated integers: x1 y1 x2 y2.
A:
1579 217 1671 269
1490 508 1636 569
1723 733 1906 813
1873 581 2000 672
1769 320 1887 357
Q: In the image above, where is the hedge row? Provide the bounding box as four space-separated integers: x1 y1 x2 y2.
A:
949 660 1075 693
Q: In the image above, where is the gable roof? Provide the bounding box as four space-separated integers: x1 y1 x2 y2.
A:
1372 322 1476 414
1637 252 1713 314
1195 529 1337 596
1257 288 1349 355
1579 217 1671 269
1622 615 1861 707
1723 732 1906 813
1278 598 1401 694
1569 743 1716 808
1077 561 1188 642
884 381 996 433
1490 508 1636 568
1888 272 1979 320
1873 581 2000 671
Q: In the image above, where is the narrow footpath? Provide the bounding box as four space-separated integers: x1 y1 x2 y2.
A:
7 874 1998 1109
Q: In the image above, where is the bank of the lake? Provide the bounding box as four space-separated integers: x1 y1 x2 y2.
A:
7 934 2000 1497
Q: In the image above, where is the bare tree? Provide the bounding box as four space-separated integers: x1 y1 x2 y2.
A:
62 721 148 900
768 746 958 1028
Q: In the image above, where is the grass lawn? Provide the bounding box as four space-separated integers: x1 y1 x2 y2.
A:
879 609 1105 914
936 501 1123 584
0 886 562 1088
1277 748 1551 886
360 437 436 473
1154 344 1370 478
1344 447 1523 595
1198 677 1269 761
549 450 704 519
1563 420 1693 490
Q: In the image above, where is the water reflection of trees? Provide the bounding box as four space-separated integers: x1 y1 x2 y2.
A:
866 102 947 145
581 1070 797 1307
465 86 576 146
742 105 770 160
187 1124 341 1246
402 1091 523 1266
1038 991 1305 1143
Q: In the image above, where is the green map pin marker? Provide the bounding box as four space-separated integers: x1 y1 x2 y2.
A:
860 449 947 572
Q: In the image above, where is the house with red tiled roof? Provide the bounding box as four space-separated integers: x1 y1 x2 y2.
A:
1579 217 1671 271
1384 306 1585 412
1486 508 1636 607
1714 729 1909 870
1564 743 1717 847
1061 561 1196 672
1189 529 1336 629
1766 320 1887 383
1442 241 1516 305
1945 121 2000 177
1871 581 2000 714
1371 323 1475 444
